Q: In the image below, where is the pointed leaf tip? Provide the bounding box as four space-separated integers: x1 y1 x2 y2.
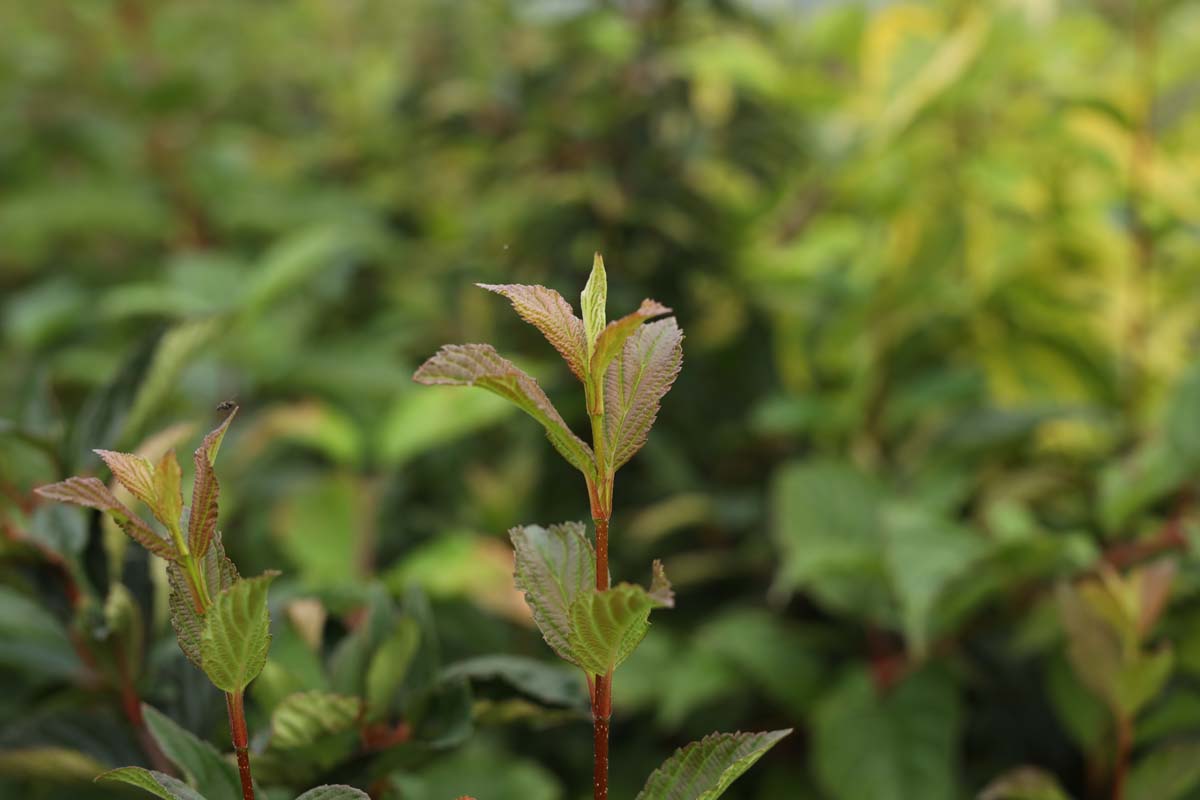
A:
636 729 792 800
567 564 674 676
199 571 279 692
603 317 683 471
582 253 608 359
511 522 596 665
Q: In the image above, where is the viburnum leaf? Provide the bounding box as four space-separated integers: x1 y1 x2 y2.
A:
270 691 363 750
510 522 596 667
153 449 184 535
35 476 176 560
603 317 683 471
413 344 595 477
169 532 240 668
94 449 158 510
590 299 672 382
635 729 792 800
189 406 238 559
567 562 674 676
581 253 608 359
199 571 278 693
294 787 371 800
477 283 588 381
95 767 208 800
979 766 1073 800
141 704 242 800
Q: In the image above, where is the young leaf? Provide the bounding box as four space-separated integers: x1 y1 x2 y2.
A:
477 283 588 380
142 704 242 800
567 565 674 676
590 299 672 379
153 449 184 534
603 317 683 471
270 691 363 749
294 787 371 800
35 476 176 560
510 522 596 667
94 449 157 510
635 729 792 800
169 532 240 668
96 767 208 800
581 253 608 358
414 344 595 477
200 572 278 693
189 407 238 559
1127 742 1200 800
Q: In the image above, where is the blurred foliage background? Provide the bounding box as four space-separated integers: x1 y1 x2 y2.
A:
2 0 1200 798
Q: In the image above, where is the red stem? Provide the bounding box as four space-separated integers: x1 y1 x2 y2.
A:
225 691 254 800
1113 715 1132 800
591 507 612 800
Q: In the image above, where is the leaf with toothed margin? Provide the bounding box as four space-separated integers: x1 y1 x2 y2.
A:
635 729 792 800
94 449 157 510
413 344 595 477
189 407 238 559
477 283 588 380
590 299 672 381
510 522 596 667
200 572 278 693
603 317 683 471
141 704 242 800
169 531 239 668
567 562 673 676
153 449 184 535
95 767 207 800
270 691 363 750
294 787 371 800
34 477 176 560
581 253 608 359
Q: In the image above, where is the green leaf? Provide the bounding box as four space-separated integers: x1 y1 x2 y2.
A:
510 522 596 666
169 531 240 668
0 746 106 782
142 705 241 800
635 729 792 800
1128 742 1200 800
380 386 514 466
567 563 674 676
200 572 278 693
153 449 184 535
294 787 371 800
0 585 81 680
1165 361 1200 467
581 252 608 359
590 299 672 379
812 668 961 800
365 618 421 720
979 767 1072 800
189 406 238 558
37 475 177 560
96 766 208 800
94 449 157 509
441 655 590 712
478 283 588 381
602 317 683 471
270 691 363 750
413 343 595 477
121 318 224 445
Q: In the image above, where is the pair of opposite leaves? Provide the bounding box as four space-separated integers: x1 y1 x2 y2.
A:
413 255 684 481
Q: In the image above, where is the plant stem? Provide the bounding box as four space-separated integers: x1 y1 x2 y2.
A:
590 501 613 800
226 691 255 800
1113 715 1132 800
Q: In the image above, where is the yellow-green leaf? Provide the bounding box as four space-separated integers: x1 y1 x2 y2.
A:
200 572 278 693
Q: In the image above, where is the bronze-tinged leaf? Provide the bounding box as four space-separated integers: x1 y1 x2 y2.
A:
587 299 672 414
510 522 596 667
188 407 238 559
35 477 176 560
603 317 683 471
169 532 240 667
152 449 184 534
477 283 589 381
414 344 595 477
94 450 157 510
648 559 675 608
581 253 608 359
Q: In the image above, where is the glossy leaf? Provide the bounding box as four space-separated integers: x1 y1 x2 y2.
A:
200 572 278 693
142 704 241 800
477 283 588 380
635 729 792 800
189 406 238 558
96 767 208 800
441 655 590 711
602 317 683 471
510 522 595 666
413 343 595 477
567 564 674 676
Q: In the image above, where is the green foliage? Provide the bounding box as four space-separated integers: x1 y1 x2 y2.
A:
200 572 278 693
98 767 207 800
635 729 792 800
567 568 674 676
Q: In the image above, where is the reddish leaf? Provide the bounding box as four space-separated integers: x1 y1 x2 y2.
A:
152 449 184 534
603 318 683 471
188 407 238 559
414 344 595 477
477 283 589 381
35 477 176 560
94 450 157 510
